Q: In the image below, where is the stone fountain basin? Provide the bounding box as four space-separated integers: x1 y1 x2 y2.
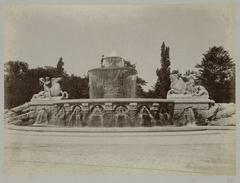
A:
26 98 176 127
30 98 175 105
5 123 235 133
6 98 214 128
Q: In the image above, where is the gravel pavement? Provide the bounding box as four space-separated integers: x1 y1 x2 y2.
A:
3 128 236 175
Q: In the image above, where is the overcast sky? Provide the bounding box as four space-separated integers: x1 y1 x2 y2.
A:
4 4 236 90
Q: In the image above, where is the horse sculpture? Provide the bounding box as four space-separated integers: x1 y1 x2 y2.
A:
32 77 69 100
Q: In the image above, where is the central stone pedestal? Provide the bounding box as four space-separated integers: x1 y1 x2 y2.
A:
88 56 137 98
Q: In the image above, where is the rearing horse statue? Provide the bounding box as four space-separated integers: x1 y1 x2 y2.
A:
32 77 68 100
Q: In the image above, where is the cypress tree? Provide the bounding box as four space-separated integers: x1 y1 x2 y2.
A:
56 57 64 77
155 42 171 98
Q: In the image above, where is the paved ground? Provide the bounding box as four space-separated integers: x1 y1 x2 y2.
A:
3 128 236 176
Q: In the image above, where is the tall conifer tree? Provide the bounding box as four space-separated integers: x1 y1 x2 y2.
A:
155 42 171 98
196 46 235 102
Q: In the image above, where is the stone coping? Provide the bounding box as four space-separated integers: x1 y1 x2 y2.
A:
167 97 214 103
88 66 136 72
29 98 214 106
103 56 122 59
29 98 175 105
5 124 235 133
174 100 214 104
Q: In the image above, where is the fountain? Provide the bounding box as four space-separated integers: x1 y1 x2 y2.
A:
5 55 216 127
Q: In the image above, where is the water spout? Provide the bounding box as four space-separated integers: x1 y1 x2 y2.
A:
34 108 48 125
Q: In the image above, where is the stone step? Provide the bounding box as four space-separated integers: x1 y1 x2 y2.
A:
9 119 35 126
22 107 30 113
10 111 36 121
11 103 29 113
8 119 23 125
4 111 17 119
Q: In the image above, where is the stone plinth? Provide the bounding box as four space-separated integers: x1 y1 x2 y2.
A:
167 96 214 111
166 96 214 126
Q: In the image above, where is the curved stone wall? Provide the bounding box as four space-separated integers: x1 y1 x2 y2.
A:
5 98 218 127
5 99 175 127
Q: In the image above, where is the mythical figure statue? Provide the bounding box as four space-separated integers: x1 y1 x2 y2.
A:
41 77 51 93
193 85 209 97
101 55 104 67
185 75 195 94
195 103 235 126
167 74 186 95
32 77 69 100
167 73 209 98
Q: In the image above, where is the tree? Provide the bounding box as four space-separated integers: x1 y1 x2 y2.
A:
4 60 90 109
196 46 235 103
61 74 89 99
155 42 171 98
56 57 65 77
171 69 179 74
4 61 29 76
136 77 147 97
181 70 198 82
142 88 156 98
4 61 30 108
124 60 147 97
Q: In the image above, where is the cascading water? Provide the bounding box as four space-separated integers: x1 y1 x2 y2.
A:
88 56 137 99
34 108 48 125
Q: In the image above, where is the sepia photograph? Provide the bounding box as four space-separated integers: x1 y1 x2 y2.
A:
1 0 238 181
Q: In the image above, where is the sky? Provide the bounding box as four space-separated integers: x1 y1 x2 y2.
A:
4 4 236 90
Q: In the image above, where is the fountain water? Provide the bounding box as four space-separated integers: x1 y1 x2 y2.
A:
34 108 48 125
88 56 137 98
68 106 83 127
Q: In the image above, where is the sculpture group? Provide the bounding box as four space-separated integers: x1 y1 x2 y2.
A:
167 73 209 98
32 77 69 100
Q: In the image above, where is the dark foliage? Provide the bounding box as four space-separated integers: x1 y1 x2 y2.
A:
4 61 30 108
56 57 65 77
4 59 89 109
124 60 148 98
61 75 89 99
155 42 171 98
196 46 235 103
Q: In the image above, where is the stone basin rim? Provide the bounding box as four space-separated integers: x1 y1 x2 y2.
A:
5 124 235 133
29 98 176 105
88 66 137 73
